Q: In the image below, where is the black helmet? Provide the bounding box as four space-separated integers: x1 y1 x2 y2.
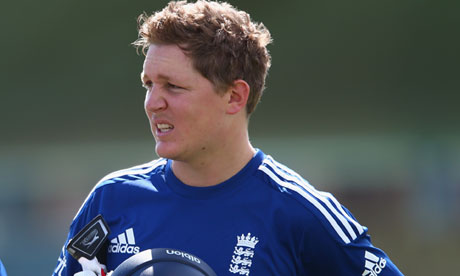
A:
111 248 217 276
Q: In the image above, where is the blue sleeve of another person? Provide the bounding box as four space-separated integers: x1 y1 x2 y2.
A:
0 259 7 276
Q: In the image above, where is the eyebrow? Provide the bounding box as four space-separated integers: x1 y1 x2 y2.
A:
140 72 172 83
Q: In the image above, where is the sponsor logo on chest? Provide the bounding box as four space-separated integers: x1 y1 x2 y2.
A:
108 228 140 255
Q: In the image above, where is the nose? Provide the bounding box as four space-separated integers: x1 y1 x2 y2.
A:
144 85 167 113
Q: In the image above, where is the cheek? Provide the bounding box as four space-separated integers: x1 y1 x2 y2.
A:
192 109 225 138
179 109 211 137
143 94 150 115
175 94 227 136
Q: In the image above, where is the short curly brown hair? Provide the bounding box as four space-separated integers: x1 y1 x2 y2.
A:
133 0 272 115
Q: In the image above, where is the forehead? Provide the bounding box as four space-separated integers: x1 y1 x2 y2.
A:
142 44 194 78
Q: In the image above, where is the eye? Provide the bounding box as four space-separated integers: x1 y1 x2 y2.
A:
166 82 184 90
142 80 153 90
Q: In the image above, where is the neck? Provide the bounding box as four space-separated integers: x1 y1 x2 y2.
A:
171 132 256 187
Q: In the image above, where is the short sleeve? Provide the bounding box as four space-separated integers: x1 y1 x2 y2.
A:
52 191 99 276
302 211 403 276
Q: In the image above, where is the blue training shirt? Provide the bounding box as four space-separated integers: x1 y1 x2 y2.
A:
53 150 403 275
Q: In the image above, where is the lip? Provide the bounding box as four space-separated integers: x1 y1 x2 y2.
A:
153 119 174 137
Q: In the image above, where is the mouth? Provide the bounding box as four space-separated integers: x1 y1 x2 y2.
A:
156 123 174 134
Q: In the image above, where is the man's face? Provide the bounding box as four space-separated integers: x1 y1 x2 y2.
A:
142 44 230 163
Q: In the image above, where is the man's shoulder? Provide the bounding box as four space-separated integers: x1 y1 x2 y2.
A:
94 158 168 191
256 154 313 202
257 154 322 215
257 154 366 245
70 158 168 222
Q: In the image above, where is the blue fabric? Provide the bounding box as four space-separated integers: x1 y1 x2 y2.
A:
53 150 403 275
0 259 7 276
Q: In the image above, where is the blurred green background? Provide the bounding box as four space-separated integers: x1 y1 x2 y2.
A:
1 0 459 275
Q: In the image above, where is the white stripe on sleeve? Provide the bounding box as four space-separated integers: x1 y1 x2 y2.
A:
263 157 364 238
258 165 352 244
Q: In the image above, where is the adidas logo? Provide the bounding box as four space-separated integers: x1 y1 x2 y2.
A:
108 228 140 255
362 251 387 276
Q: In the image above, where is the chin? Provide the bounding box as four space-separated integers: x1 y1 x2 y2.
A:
155 143 181 160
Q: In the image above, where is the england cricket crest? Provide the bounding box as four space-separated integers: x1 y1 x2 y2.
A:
229 233 259 276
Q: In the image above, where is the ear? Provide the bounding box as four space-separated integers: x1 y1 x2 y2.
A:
226 79 250 115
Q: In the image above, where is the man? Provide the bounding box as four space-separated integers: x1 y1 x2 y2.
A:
53 1 403 275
